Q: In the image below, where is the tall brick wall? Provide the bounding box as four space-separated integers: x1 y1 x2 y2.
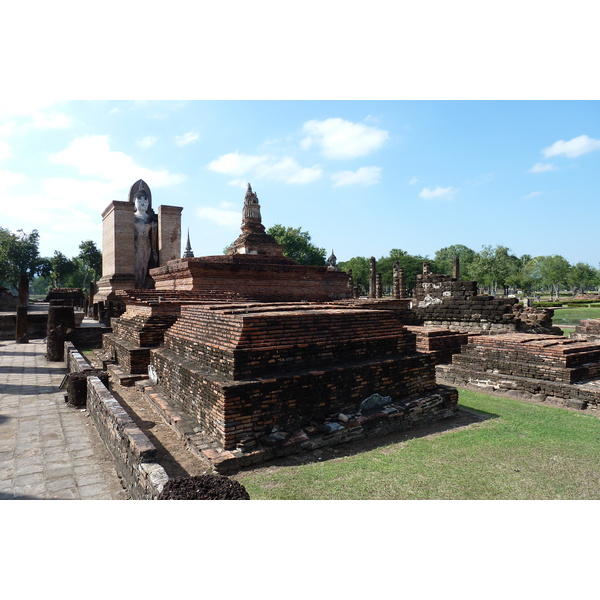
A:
100 201 135 279
158 205 182 266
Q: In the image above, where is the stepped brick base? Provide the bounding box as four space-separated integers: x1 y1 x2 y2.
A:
150 301 459 452
437 333 600 409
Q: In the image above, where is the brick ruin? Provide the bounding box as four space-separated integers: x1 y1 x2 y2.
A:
412 262 562 336
93 182 600 475
569 319 600 343
97 185 463 470
407 261 600 410
437 333 600 410
150 184 349 302
44 288 86 308
147 301 457 469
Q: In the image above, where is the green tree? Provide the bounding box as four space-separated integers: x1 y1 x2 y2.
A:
338 256 370 294
49 251 77 288
266 224 326 266
72 240 102 288
534 255 571 300
567 262 598 295
433 244 477 279
77 240 102 279
471 245 520 295
0 227 47 289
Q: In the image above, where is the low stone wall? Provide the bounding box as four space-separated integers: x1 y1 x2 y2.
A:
0 312 48 340
86 376 168 499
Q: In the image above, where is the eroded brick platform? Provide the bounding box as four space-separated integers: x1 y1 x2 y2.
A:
437 333 600 409
149 301 459 457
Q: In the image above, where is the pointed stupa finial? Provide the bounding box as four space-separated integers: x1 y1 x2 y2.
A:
183 228 194 258
327 249 338 270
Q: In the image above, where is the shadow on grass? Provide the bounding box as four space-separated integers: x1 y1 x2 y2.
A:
242 406 500 471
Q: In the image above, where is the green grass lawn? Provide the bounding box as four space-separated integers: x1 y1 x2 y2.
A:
234 389 600 500
552 305 600 326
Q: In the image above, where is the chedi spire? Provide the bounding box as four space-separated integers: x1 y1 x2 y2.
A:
183 228 194 258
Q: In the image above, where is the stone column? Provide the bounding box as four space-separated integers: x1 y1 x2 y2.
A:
376 273 383 298
452 255 460 280
369 257 377 298
347 269 354 295
158 205 183 266
15 274 29 342
88 282 95 317
393 262 400 299
399 266 406 299
423 261 431 275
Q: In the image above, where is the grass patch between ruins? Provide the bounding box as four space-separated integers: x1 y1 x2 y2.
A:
552 305 600 326
234 389 600 500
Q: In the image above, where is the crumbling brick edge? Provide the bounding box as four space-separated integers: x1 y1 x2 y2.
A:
141 383 460 475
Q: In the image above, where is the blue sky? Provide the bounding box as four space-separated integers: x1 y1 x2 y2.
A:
1 100 598 267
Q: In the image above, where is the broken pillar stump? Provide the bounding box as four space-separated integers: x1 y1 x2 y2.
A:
15 306 29 343
46 304 75 361
65 370 108 407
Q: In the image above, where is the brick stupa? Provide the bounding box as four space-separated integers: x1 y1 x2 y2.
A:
149 184 351 302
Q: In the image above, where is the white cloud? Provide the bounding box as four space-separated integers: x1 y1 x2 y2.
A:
138 136 158 148
331 166 382 187
0 101 62 118
0 169 26 189
208 152 269 176
542 134 600 158
196 205 240 230
30 112 72 129
255 157 322 184
208 152 321 184
41 178 118 213
301 118 389 159
175 132 200 146
0 141 11 161
228 179 251 190
409 177 419 185
523 191 543 199
419 186 458 200
50 135 187 187
528 162 557 173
